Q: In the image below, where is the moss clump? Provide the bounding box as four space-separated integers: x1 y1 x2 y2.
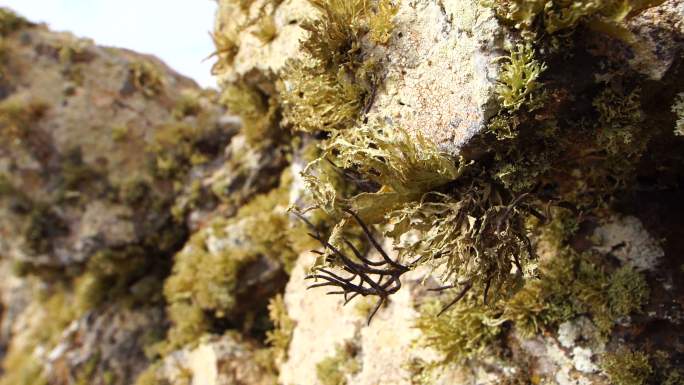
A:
280 0 381 134
172 92 203 120
495 44 546 112
220 81 279 147
315 342 361 385
600 348 652 385
387 188 533 302
672 92 684 136
128 61 164 97
0 97 49 141
163 171 297 348
501 249 650 337
265 294 295 361
415 296 501 364
607 265 649 317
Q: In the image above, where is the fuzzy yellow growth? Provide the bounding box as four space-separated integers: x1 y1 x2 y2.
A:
129 61 163 97
164 174 296 349
496 44 546 111
281 0 378 134
210 30 240 75
315 342 361 385
332 125 460 196
302 0 369 68
221 81 278 146
369 0 399 45
387 189 531 300
266 294 295 361
415 297 501 363
601 348 652 385
672 93 684 136
501 249 650 337
281 60 365 133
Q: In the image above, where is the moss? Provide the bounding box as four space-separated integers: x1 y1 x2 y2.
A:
600 348 652 385
280 0 380 134
220 81 279 147
671 92 684 136
315 341 361 385
0 97 49 141
495 44 546 112
593 86 644 156
0 7 29 36
173 92 202 120
129 61 164 97
368 0 399 45
501 248 650 337
265 294 295 361
415 295 501 364
608 265 649 317
163 171 297 348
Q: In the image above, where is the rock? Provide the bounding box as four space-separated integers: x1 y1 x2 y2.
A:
593 215 665 272
157 333 276 385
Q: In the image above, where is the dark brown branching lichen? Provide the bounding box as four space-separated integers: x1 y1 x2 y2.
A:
296 209 409 324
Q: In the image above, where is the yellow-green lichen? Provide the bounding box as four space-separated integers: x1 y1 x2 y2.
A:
280 0 380 134
315 341 361 385
368 0 399 45
495 44 546 112
600 348 652 385
607 265 649 317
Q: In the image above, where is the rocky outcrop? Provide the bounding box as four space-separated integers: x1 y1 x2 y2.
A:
2 0 684 384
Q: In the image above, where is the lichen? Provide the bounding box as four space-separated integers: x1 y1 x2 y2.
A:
600 348 652 385
495 44 546 112
607 265 649 318
315 341 361 385
368 0 399 45
280 0 381 134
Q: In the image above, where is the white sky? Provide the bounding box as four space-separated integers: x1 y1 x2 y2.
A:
0 0 218 88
